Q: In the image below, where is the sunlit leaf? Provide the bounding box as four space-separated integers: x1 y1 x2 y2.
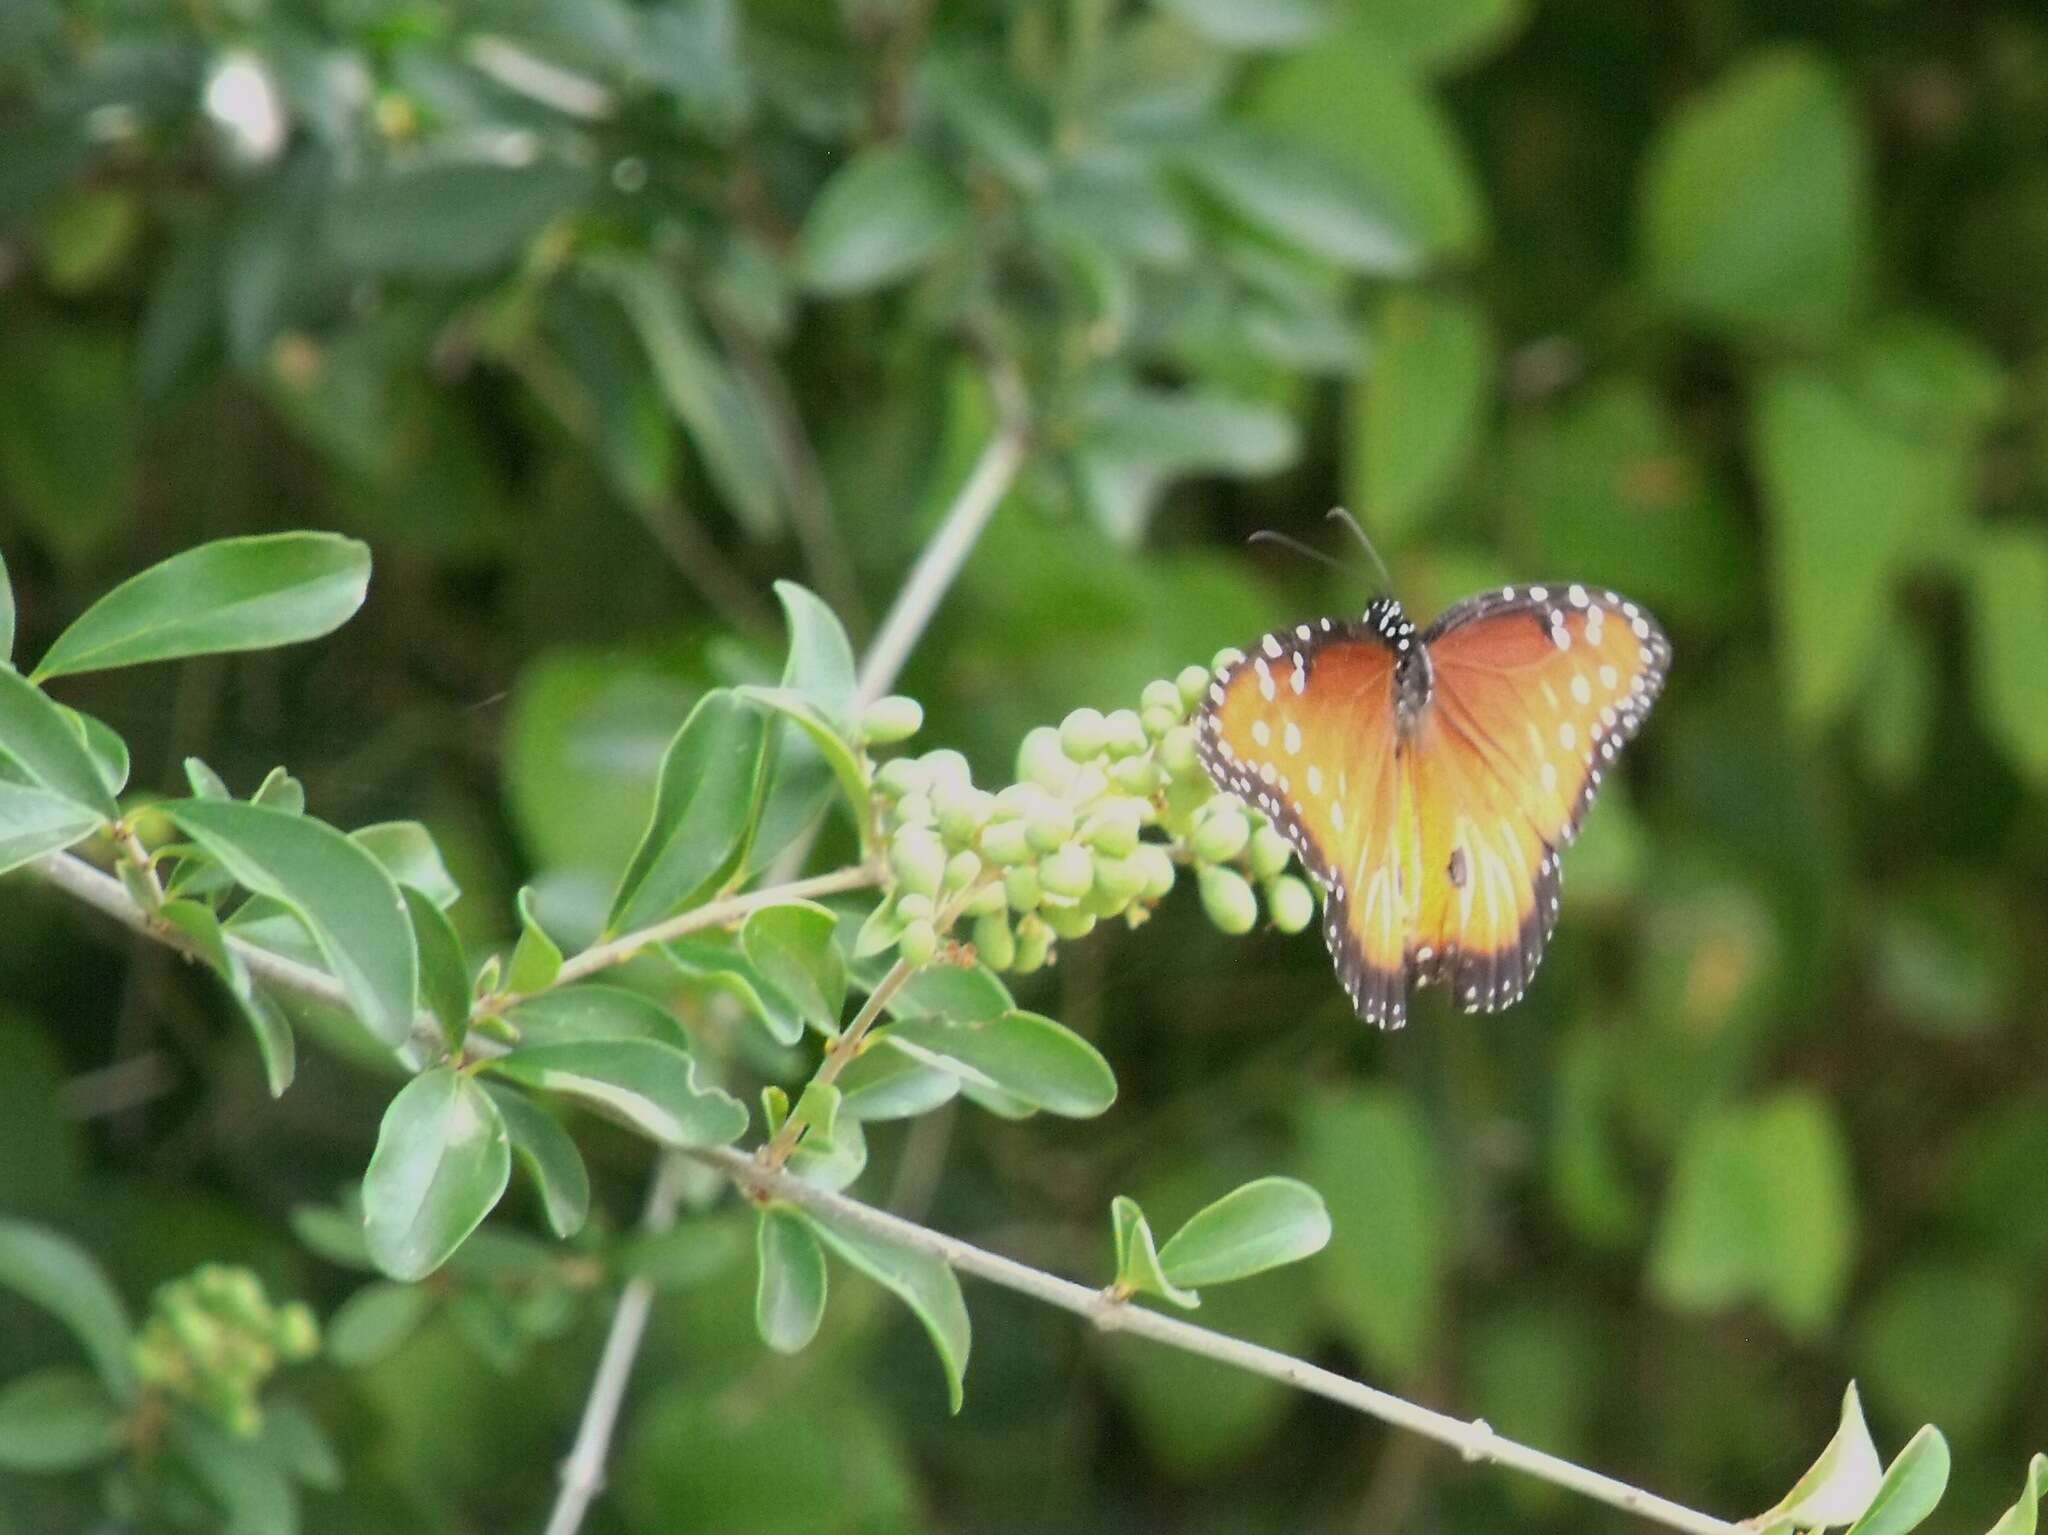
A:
755 1204 828 1354
361 1068 511 1281
1759 1382 1885 1530
741 901 846 1035
1111 1195 1199 1308
351 821 461 909
506 884 565 994
483 1039 748 1147
1845 1427 1950 1535
802 1207 971 1413
1156 1177 1331 1289
1986 1454 2048 1535
886 1010 1116 1118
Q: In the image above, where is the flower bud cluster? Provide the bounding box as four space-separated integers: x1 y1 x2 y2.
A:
131 1264 320 1436
861 655 1317 976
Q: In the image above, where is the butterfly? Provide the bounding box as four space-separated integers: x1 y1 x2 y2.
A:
1195 583 1671 1027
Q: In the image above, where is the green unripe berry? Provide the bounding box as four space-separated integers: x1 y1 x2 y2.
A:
1140 704 1180 741
936 785 995 844
1131 843 1176 900
899 919 939 967
1059 707 1109 761
1103 708 1149 758
1083 800 1143 857
891 791 935 828
1198 865 1259 935
965 881 1008 916
1192 802 1251 864
874 757 927 799
1040 842 1096 900
1004 865 1041 912
1248 825 1293 880
972 911 1016 970
1112 755 1160 796
1042 902 1097 940
860 694 924 745
944 849 982 892
1013 915 1052 973
1141 678 1183 716
895 892 935 923
980 819 1033 866
1266 876 1316 935
1093 852 1148 906
1018 726 1078 791
1025 800 1077 854
1158 724 1203 781
1176 663 1214 710
1211 646 1246 673
889 830 947 896
918 749 972 792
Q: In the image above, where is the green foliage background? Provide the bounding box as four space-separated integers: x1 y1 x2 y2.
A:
4 0 2048 1531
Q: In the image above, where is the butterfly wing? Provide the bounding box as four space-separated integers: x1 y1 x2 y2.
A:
1194 621 1418 1026
1408 583 1671 1011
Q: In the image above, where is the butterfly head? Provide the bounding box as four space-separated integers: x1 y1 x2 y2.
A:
1366 597 1433 733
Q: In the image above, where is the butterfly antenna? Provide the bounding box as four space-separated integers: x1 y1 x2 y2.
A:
1246 528 1352 576
1326 507 1396 596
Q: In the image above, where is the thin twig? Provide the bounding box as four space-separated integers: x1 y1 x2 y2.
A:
758 956 914 1169
697 1147 1743 1535
853 355 1031 707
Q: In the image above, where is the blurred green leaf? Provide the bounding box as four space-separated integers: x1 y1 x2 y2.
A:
741 901 846 1035
1345 287 1492 545
325 1280 435 1368
484 1084 591 1240
160 897 296 1096
1345 0 1526 72
0 546 13 663
506 884 565 995
607 689 770 934
31 533 370 681
0 667 118 820
362 1067 511 1281
1844 314 2007 441
888 1010 1116 1118
351 822 461 909
1297 1088 1446 1376
0 1368 125 1472
1650 1090 1856 1337
1073 379 1300 544
1856 1260 2027 1443
171 1407 300 1535
0 1219 136 1399
796 145 969 296
1175 127 1422 275
1966 527 2048 786
801 1208 970 1413
1111 1195 1199 1308
0 323 133 558
1154 0 1330 51
328 160 593 278
0 781 104 876
1640 48 1873 338
1846 1427 1950 1535
1156 1177 1330 1289
1871 882 2014 1036
484 1039 749 1147
1751 368 1964 727
1761 1382 1885 1530
167 799 420 1049
1987 1455 2048 1535
755 1205 828 1354
1857 618 1937 789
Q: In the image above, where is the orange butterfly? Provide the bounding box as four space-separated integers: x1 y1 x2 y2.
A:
1196 584 1670 1027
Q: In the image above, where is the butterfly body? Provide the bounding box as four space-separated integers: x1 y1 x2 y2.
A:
1196 584 1670 1028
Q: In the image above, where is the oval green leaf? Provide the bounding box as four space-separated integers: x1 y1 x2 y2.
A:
0 1218 137 1398
801 1207 970 1413
1111 1195 1199 1309
325 1280 435 1368
887 1010 1116 1118
796 145 968 296
1760 1382 1885 1529
741 900 846 1034
835 1039 961 1121
361 1068 511 1281
0 1368 126 1472
0 667 118 819
1156 1176 1331 1289
1845 1426 1950 1535
1987 1453 2048 1535
484 1082 591 1240
159 897 295 1096
32 532 370 681
756 1205 828 1354
505 985 689 1050
483 1039 748 1147
403 885 470 1049
0 781 104 876
351 821 461 908
164 798 419 1049
506 883 564 994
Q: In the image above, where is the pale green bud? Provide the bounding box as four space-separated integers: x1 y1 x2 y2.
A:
972 911 1016 970
1140 704 1180 741
1103 708 1149 758
1093 852 1148 906
1013 915 1052 973
1141 679 1183 716
1198 866 1258 935
891 791 935 828
874 757 927 799
1083 799 1142 857
1192 802 1251 864
1266 876 1316 935
1040 842 1096 900
918 749 973 792
944 849 982 892
1018 726 1078 791
1004 865 1041 912
1176 664 1214 710
1059 706 1109 761
1131 843 1177 900
1025 800 1077 854
1158 724 1203 781
899 919 939 967
1112 755 1161 796
936 785 996 844
895 892 935 923
980 819 1032 866
889 829 947 896
1248 825 1293 880
1211 646 1246 673
860 695 924 745
1042 902 1097 940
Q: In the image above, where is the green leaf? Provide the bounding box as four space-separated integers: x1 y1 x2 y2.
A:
1345 288 1493 546
506 884 565 994
1154 0 1330 49
31 532 370 681
165 799 420 1049
60 707 129 797
327 160 593 277
1342 0 1525 72
666 936 806 1047
787 1082 842 1154
1640 47 1873 339
184 756 232 799
484 1083 591 1240
0 1218 137 1399
1074 381 1301 543
324 1280 435 1368
0 1368 126 1472
594 254 783 539
1156 1177 1331 1289
403 885 470 1049
351 821 461 908
1846 1427 1950 1535
885 962 1014 1023
796 145 969 295
0 666 118 819
1987 1455 2048 1535
788 1105 867 1193
1297 1089 1446 1376
0 780 103 875
1111 1195 1199 1308
1760 1383 1885 1530
887 1010 1116 1118
252 766 305 815
505 985 690 1049
801 1208 971 1413
755 1205 828 1354
770 579 859 735
1650 1090 1857 1337
483 1039 748 1147
612 1219 748 1290
732 686 869 842
1856 1258 2028 1441
1176 127 1422 275
1967 527 2048 785
1751 368 1964 727
0 545 13 663
159 897 296 1096
835 1040 962 1121
606 689 770 934
741 901 846 1034
171 1407 300 1535
361 1068 512 1281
